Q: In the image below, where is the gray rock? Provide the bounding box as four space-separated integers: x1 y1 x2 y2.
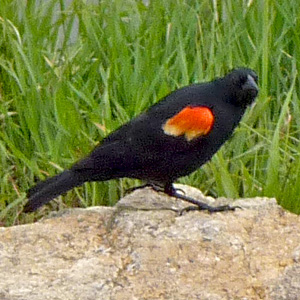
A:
0 185 299 299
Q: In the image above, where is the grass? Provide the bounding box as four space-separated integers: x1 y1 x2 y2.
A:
1 0 300 226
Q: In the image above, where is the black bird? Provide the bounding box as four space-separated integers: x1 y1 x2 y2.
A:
24 68 259 213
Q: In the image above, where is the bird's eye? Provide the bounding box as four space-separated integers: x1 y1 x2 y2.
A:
239 76 248 87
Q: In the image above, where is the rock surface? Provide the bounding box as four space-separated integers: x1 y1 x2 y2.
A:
1 185 300 300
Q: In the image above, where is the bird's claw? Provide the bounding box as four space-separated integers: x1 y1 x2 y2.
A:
179 204 242 216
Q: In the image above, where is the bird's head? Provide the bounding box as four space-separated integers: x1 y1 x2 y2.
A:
222 68 259 108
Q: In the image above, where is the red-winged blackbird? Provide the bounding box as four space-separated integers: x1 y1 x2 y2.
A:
24 68 259 213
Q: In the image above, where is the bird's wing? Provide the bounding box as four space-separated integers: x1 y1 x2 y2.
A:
162 106 214 141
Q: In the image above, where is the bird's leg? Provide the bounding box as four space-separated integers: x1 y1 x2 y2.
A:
163 183 241 214
126 182 240 214
125 183 152 195
125 182 165 195
126 182 185 195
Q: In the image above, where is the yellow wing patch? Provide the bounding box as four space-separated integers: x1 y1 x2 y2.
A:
162 106 214 141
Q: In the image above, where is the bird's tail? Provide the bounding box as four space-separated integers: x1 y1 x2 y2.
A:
23 170 85 212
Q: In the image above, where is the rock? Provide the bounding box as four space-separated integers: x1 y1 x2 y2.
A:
0 185 300 300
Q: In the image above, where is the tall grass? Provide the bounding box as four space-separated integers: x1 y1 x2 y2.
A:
1 0 300 225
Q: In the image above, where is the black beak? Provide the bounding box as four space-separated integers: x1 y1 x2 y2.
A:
243 75 259 96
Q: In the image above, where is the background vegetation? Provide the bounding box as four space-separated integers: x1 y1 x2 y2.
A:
1 0 300 225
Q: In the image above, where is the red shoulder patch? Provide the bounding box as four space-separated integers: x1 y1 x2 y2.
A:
162 106 214 141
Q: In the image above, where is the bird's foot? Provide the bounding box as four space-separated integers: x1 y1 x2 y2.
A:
178 203 242 216
126 183 240 215
164 184 241 215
